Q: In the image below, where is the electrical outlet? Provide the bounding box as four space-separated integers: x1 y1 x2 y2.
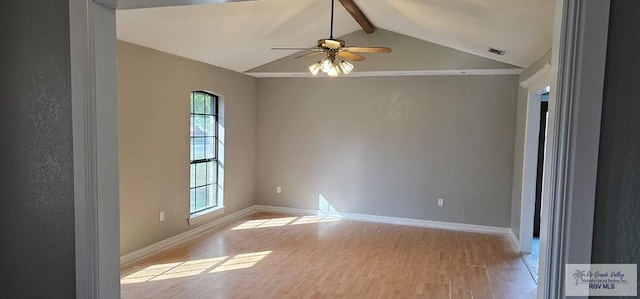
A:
437 198 444 207
276 186 282 194
160 211 165 221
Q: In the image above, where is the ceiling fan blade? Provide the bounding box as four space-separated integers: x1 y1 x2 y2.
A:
343 46 392 53
271 47 319 51
295 51 325 59
338 51 365 61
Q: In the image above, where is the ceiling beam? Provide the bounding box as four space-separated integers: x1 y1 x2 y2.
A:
337 0 374 34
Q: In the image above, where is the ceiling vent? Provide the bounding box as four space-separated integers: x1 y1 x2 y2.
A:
488 47 506 56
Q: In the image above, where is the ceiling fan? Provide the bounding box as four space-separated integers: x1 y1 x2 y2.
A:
271 0 392 76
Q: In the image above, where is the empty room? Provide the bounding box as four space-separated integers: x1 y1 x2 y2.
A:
114 0 553 298
9 0 640 298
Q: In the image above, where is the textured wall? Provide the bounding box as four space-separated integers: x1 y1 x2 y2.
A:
510 49 551 239
0 0 76 297
257 75 518 227
118 41 258 255
591 0 640 289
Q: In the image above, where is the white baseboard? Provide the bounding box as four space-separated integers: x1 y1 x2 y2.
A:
255 205 511 235
254 205 322 216
120 205 256 266
122 204 514 266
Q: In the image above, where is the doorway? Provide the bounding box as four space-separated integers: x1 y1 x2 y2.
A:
524 92 549 281
518 68 551 256
533 97 549 238
518 80 550 283
534 96 549 238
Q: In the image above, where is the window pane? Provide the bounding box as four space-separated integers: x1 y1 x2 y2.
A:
190 139 194 160
189 115 195 137
207 185 216 207
192 138 205 160
202 185 209 207
203 140 208 161
207 161 216 185
190 164 196 188
193 115 205 136
193 93 205 114
190 188 196 211
204 95 211 115
194 186 207 211
204 115 214 136
190 115 195 160
204 137 215 159
195 163 207 187
191 138 197 160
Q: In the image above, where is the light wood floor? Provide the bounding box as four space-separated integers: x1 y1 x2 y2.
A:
121 213 537 299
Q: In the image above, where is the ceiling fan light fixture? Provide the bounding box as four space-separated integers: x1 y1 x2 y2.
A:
309 56 355 77
309 62 321 75
327 64 340 77
273 0 390 76
320 58 333 73
339 60 354 75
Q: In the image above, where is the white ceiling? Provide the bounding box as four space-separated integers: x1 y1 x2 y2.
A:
116 0 554 74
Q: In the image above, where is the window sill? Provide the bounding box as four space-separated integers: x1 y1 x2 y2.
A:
188 206 225 226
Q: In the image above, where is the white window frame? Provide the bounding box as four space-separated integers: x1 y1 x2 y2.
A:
189 91 220 215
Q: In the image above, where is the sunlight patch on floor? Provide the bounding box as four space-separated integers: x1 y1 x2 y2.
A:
230 215 340 230
121 251 272 284
231 217 296 230
210 251 272 273
290 215 341 225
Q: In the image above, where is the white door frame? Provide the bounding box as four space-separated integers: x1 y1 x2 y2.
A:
537 0 610 298
69 1 120 297
518 63 551 254
68 0 610 297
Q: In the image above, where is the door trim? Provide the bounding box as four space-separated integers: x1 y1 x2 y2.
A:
537 0 610 298
69 1 120 297
518 82 549 253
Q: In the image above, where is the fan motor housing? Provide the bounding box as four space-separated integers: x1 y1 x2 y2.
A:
318 39 345 49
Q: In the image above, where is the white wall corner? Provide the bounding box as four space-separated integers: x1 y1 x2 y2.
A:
509 229 521 252
519 63 552 90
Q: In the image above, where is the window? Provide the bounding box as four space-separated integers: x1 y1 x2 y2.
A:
190 91 218 214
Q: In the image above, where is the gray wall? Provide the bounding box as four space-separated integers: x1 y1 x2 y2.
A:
510 49 551 239
256 75 518 227
118 41 258 255
592 0 640 292
0 0 76 297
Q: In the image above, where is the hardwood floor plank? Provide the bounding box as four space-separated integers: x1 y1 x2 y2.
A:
121 212 536 298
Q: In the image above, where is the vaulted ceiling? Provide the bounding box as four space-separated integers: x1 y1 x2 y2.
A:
116 0 554 76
